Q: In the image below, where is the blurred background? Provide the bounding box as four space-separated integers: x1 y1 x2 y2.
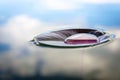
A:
0 0 120 80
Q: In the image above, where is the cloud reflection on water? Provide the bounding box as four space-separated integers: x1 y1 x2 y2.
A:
0 15 120 80
0 39 120 79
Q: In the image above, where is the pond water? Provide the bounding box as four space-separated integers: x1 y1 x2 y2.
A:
0 37 120 80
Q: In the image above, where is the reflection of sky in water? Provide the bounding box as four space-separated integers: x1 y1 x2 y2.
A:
0 38 120 79
0 43 11 53
0 3 120 27
0 0 120 79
